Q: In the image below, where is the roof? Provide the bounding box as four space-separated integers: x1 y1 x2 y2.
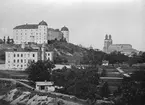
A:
61 26 69 31
38 20 48 26
13 24 38 29
36 81 54 86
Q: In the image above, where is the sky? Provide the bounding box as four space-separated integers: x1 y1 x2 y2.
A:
0 0 144 51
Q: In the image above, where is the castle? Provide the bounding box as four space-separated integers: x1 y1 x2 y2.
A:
13 20 69 44
103 34 138 55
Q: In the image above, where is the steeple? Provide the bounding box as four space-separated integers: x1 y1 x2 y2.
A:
105 34 108 40
109 35 111 40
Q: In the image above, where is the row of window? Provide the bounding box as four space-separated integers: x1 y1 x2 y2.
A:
13 53 35 57
8 59 35 63
7 64 27 68
15 28 46 32
16 32 46 35
8 53 50 57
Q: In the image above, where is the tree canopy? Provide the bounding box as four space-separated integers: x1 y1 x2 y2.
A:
51 67 101 100
26 60 55 82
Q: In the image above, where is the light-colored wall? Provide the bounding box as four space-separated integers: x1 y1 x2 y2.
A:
45 52 53 61
13 25 47 44
5 51 39 70
5 51 53 70
61 31 69 42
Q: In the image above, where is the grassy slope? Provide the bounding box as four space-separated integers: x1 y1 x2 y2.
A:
47 41 89 64
0 70 28 79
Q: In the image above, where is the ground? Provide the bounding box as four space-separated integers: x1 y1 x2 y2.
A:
0 70 28 79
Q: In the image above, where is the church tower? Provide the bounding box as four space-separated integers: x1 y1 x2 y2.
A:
103 34 113 53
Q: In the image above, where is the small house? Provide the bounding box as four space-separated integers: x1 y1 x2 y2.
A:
102 60 109 66
35 81 55 92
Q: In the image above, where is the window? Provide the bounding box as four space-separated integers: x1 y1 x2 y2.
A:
21 59 23 63
14 54 16 57
40 86 45 90
21 54 23 57
17 59 19 63
17 54 19 57
21 65 23 68
24 59 26 63
48 53 50 56
28 54 30 57
33 54 35 57
14 60 15 63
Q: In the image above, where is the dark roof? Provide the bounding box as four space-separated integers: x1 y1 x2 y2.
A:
38 20 48 26
13 24 38 29
61 26 69 31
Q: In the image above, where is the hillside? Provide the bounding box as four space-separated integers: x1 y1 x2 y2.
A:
0 80 87 105
0 42 105 65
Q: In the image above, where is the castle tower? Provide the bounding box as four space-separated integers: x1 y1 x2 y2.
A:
38 20 48 44
61 26 69 42
103 34 113 53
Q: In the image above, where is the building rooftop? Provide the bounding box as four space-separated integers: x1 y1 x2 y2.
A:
13 24 38 29
38 20 48 26
36 81 54 86
61 26 69 31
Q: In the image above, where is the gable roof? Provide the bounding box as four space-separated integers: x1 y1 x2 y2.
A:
13 24 38 29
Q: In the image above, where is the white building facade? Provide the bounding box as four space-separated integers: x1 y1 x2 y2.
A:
13 21 69 44
13 20 48 44
5 50 53 70
35 81 55 92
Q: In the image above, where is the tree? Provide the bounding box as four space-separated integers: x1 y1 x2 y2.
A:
26 60 55 82
100 82 110 97
114 69 145 105
51 68 101 100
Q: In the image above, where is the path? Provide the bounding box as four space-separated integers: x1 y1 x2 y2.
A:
116 67 130 77
0 78 34 90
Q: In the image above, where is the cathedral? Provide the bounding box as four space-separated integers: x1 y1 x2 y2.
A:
103 34 138 55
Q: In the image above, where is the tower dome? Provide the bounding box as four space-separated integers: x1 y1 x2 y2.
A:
61 26 69 31
39 20 48 26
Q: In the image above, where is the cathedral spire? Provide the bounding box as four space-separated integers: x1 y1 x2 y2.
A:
105 34 108 40
109 34 111 40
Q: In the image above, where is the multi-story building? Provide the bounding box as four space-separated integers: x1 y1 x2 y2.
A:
103 34 138 55
5 44 53 70
13 20 69 44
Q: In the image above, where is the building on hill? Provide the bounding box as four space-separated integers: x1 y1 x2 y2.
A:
103 34 138 56
13 20 69 44
48 28 63 41
5 43 53 70
61 26 69 42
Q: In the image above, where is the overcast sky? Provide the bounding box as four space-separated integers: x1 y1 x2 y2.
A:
0 0 144 51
